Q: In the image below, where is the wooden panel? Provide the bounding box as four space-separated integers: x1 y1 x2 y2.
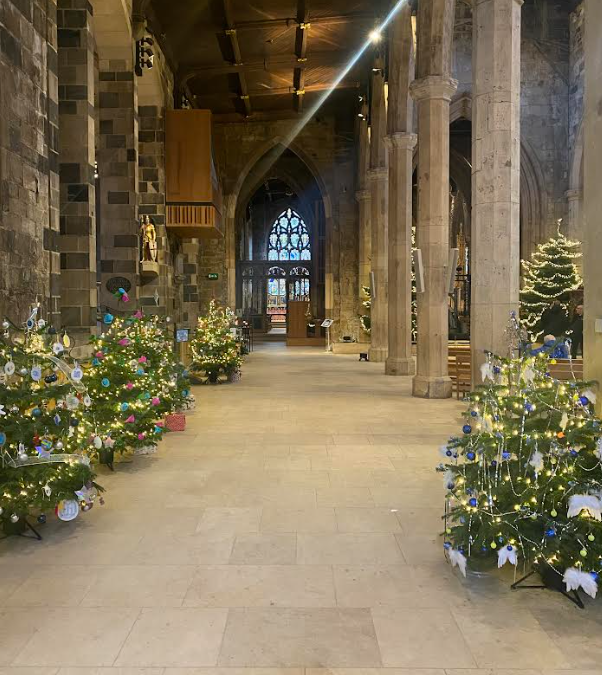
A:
165 110 213 204
287 301 310 339
166 204 223 238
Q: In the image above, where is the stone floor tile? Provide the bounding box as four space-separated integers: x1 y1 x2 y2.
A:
260 507 337 533
229 534 297 565
334 508 402 533
297 534 405 565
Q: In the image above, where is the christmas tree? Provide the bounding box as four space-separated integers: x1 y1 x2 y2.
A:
0 316 102 533
191 300 242 383
85 311 179 458
520 225 582 341
440 319 602 599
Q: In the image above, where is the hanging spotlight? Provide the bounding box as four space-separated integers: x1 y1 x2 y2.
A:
369 30 382 43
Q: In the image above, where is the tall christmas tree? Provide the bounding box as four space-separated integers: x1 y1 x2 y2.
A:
520 225 582 340
191 300 242 382
0 317 102 533
359 286 371 335
440 319 602 599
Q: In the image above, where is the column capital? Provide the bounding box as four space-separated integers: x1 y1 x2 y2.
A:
386 132 418 150
367 167 388 181
566 188 583 201
410 76 458 103
355 189 371 202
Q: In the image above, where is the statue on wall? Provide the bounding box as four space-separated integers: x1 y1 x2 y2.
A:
140 215 158 262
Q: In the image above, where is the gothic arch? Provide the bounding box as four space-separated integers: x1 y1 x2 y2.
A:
520 139 548 257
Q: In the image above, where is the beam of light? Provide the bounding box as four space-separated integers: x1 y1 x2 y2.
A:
279 0 409 153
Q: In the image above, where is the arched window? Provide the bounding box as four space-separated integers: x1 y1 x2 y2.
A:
268 208 311 261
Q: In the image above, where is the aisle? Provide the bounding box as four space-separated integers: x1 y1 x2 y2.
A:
0 344 600 670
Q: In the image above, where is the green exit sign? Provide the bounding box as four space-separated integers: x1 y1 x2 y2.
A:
207 273 219 280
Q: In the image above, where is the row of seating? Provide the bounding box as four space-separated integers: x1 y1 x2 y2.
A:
447 343 585 400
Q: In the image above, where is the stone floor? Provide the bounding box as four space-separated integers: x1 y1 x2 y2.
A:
1 343 602 673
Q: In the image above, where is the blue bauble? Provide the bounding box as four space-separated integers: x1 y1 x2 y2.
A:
53 414 61 425
469 498 477 507
502 452 511 460
570 449 578 457
37 514 46 524
32 407 42 417
545 529 556 537
182 389 189 397
118 287 125 294
104 313 114 324
491 460 497 467
470 411 478 417
101 378 110 387
137 367 145 375
92 358 100 366
443 542 451 550
44 373 58 384
524 403 533 412
580 396 589 406
498 536 504 543
591 572 599 580
506 545 513 551
70 417 79 427
447 482 455 490
493 366 501 374
466 452 475 461
481 546 488 552
0 432 6 446
458 547 465 554
462 424 472 435
445 450 452 457
120 402 129 412
459 517 466 524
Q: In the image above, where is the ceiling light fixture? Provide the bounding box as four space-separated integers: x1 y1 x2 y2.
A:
369 30 382 43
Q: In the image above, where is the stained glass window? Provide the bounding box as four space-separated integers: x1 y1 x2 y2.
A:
268 208 311 261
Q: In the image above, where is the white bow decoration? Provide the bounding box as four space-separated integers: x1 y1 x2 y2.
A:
560 412 569 431
595 438 602 462
583 389 598 404
448 548 467 577
567 494 602 521
529 450 544 474
480 362 494 383
497 545 518 568
564 567 598 599
523 366 536 385
443 469 455 489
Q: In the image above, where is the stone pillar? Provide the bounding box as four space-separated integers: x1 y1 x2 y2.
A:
411 76 457 398
368 67 389 363
470 0 522 379
386 3 416 376
357 104 371 302
57 0 97 338
583 0 602 411
97 62 139 313
386 133 417 375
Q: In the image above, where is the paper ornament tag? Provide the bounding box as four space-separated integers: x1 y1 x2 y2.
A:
52 342 64 355
66 395 80 410
63 334 71 348
70 365 83 382
31 365 42 382
56 499 80 521
83 395 92 407
4 361 15 376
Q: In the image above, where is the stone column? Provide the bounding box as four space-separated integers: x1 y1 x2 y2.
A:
357 104 372 302
583 0 602 411
368 67 389 363
386 3 416 376
57 0 97 338
566 188 583 243
97 62 139 313
470 0 522 379
411 76 457 398
386 133 417 375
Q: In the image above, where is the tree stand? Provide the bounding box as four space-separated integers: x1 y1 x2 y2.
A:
511 566 584 609
204 371 222 385
99 447 115 471
1 517 43 541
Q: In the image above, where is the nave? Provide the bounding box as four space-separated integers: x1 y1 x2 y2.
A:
0 346 600 670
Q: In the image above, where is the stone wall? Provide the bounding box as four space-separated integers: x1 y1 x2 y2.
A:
569 3 584 173
0 0 60 325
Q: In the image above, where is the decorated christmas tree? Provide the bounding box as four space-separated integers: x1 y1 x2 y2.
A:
85 311 179 458
191 300 242 383
0 315 102 533
520 225 582 340
440 317 602 599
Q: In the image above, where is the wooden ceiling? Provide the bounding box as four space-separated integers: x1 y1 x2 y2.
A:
147 0 390 119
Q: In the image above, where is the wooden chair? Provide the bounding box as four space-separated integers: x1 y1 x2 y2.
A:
454 353 472 399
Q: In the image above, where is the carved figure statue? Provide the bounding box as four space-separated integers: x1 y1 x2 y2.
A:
140 215 158 262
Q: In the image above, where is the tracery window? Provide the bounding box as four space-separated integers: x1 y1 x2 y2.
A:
268 208 311 261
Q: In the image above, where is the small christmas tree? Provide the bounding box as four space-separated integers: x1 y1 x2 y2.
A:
85 312 174 458
0 317 102 533
520 224 582 340
440 319 602 599
191 301 242 383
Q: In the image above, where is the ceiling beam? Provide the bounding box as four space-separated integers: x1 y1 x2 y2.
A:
222 0 252 117
293 0 309 113
180 52 351 84
231 12 375 32
194 81 360 100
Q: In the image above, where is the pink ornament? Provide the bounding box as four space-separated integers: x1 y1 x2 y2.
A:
137 433 146 441
119 338 130 346
138 356 147 364
156 421 164 428
122 293 130 303
125 415 135 424
95 351 104 359
126 382 134 390
134 310 143 319
151 397 161 406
